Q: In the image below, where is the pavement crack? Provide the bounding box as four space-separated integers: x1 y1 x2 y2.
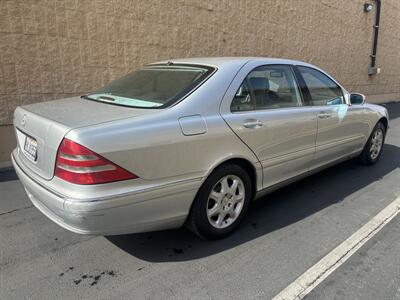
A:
55 236 97 252
0 205 33 216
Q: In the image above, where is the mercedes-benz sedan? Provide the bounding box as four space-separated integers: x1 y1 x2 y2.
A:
12 57 389 239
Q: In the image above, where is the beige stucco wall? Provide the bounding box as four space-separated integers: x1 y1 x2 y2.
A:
1 0 400 125
0 0 399 127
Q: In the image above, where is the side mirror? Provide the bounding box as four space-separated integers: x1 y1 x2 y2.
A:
350 93 365 105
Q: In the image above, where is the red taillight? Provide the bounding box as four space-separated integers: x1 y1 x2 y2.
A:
55 138 138 185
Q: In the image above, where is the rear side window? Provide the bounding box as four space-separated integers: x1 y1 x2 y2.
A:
231 65 302 112
85 65 214 108
297 66 344 106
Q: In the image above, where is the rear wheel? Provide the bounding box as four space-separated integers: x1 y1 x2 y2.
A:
187 164 252 239
358 121 386 165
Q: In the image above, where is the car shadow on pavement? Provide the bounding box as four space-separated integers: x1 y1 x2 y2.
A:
381 102 400 120
0 169 18 183
106 143 400 262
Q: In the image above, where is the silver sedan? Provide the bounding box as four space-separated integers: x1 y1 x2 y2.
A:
12 57 389 239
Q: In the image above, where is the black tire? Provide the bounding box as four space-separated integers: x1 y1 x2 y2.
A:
186 163 253 239
358 121 386 165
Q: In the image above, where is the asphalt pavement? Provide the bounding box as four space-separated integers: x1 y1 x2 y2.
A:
1 102 399 300
306 213 400 300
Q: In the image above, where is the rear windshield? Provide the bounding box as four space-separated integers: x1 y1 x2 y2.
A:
84 64 215 108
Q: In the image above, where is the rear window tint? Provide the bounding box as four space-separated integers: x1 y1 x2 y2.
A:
86 64 215 108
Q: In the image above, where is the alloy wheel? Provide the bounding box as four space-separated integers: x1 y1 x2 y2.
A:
370 128 384 160
206 175 245 229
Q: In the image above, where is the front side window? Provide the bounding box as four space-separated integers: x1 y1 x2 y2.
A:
231 65 302 112
85 65 214 108
297 66 344 106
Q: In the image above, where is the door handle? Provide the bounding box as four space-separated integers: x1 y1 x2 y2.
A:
243 119 263 128
318 112 332 119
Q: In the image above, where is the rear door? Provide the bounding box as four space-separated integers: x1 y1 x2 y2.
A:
294 66 366 168
220 64 317 188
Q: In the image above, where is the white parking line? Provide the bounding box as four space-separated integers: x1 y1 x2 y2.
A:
272 195 400 300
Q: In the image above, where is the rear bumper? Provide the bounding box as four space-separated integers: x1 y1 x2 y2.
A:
12 151 200 235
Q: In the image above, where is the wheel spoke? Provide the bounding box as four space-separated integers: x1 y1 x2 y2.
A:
221 177 229 194
232 194 241 204
210 191 223 202
207 204 220 217
216 212 226 226
229 179 239 195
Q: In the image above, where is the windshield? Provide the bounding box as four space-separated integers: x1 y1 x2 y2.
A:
85 64 215 108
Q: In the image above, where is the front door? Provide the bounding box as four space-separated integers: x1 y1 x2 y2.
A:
221 64 317 188
295 65 366 168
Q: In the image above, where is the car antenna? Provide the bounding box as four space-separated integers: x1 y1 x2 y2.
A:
167 61 174 65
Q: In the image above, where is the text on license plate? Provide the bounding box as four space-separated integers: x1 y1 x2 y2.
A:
24 135 38 161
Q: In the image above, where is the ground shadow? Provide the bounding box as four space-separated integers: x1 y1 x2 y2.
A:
0 169 18 182
106 143 400 262
381 102 400 120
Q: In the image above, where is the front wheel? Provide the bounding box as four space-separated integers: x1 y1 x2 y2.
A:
186 164 253 239
358 121 386 165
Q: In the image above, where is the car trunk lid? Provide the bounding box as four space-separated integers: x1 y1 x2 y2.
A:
14 96 156 180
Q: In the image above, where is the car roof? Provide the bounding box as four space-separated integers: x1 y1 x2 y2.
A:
149 57 346 95
150 57 313 69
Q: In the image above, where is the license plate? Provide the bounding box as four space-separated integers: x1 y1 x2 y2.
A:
24 135 38 161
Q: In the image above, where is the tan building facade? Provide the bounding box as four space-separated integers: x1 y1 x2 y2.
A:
0 0 399 162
